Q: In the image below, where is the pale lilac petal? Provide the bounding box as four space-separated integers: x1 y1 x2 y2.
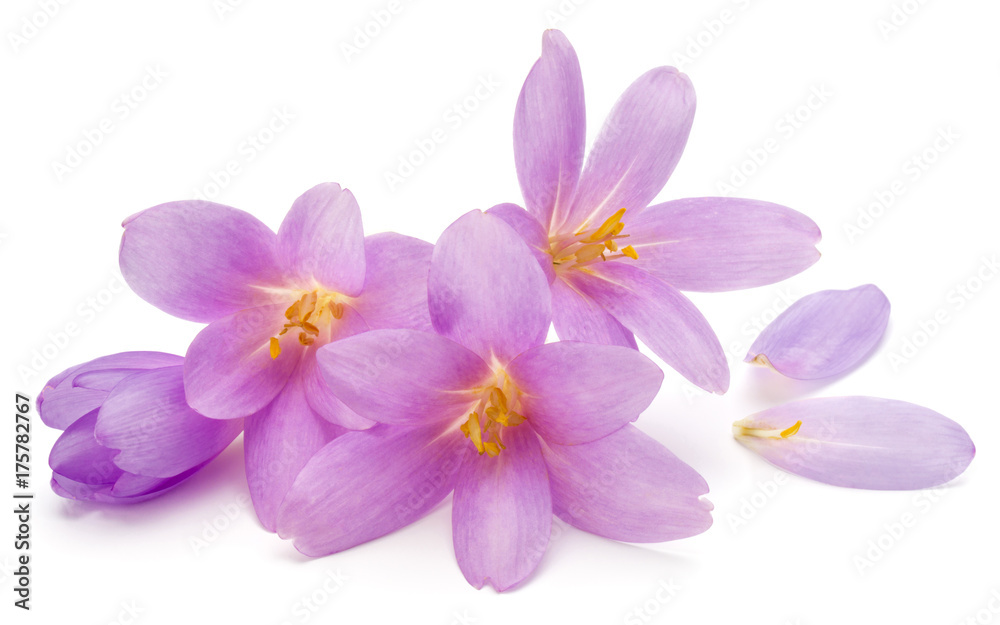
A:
746 285 890 380
486 203 556 284
576 263 729 393
301 352 375 430
184 304 300 420
110 466 205 499
514 29 585 231
120 201 282 322
507 342 662 445
93 366 243 478
542 425 713 541
245 374 345 531
351 232 434 332
317 329 491 426
733 397 976 490
559 67 695 234
276 425 465 555
551 276 637 349
452 426 551 591
276 183 366 296
49 411 121 485
38 387 110 431
429 210 551 363
628 197 822 292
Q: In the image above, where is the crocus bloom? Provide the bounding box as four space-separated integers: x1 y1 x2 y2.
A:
118 182 433 528
733 396 975 489
491 30 821 393
276 210 712 591
38 352 242 503
746 284 890 379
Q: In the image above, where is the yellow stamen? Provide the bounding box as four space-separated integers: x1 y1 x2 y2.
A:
780 420 803 438
588 208 627 242
621 245 638 260
574 243 607 263
269 337 281 359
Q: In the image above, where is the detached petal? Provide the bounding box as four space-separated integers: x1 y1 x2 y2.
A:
514 29 586 231
486 203 556 284
351 232 434 332
120 201 282 322
276 183 366 296
577 263 729 393
277 425 465 555
452 426 551 591
746 285 890 379
560 67 695 234
733 397 975 490
543 425 713 542
628 197 822 292
317 329 492 426
429 210 551 364
507 342 662 445
551 276 637 349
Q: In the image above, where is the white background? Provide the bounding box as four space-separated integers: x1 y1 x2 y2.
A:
3 1 999 623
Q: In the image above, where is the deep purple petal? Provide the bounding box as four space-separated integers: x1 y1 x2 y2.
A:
514 29 585 231
733 397 975 490
746 285 890 380
109 464 207 500
628 197 822 292
94 366 243 478
49 411 122 485
485 203 556 284
317 329 491 426
452 426 551 591
276 183 366 297
558 67 695 234
184 304 300 420
507 342 662 445
550 276 637 349
276 425 465 555
542 425 713 541
576 263 729 393
429 210 551 364
351 232 434 332
120 201 282 322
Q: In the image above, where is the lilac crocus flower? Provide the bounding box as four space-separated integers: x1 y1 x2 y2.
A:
490 30 822 393
276 210 712 591
118 182 433 527
38 352 242 503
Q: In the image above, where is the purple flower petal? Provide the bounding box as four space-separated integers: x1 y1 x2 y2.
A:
576 263 729 394
452 425 551 591
317 329 492 426
551 276 637 349
514 29 585 231
245 374 345 531
351 232 434 332
507 342 662 445
38 387 110 431
485 203 556 284
49 411 122 485
542 425 713 542
93 366 243 478
733 397 975 490
628 197 822 292
745 284 890 380
276 183 366 297
110 465 205 500
429 210 551 364
559 67 695 234
184 303 300 420
276 425 465 556
120 201 282 322
301 352 375 430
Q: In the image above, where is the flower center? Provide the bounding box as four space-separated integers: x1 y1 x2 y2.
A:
460 372 526 457
269 289 344 359
550 208 638 273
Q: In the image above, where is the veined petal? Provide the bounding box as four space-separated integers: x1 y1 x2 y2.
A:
93 366 243 478
110 465 206 499
514 29 585 231
733 397 975 490
301 351 375 431
429 210 551 364
745 285 890 380
276 425 465 555
49 411 121 485
550 276 637 349
351 232 434 332
486 203 556 284
276 183 366 297
120 201 281 322
184 304 300 420
542 425 713 542
452 425 551 591
507 342 661 445
559 67 695 234
576 263 729 393
317 329 492 426
628 197 822 292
